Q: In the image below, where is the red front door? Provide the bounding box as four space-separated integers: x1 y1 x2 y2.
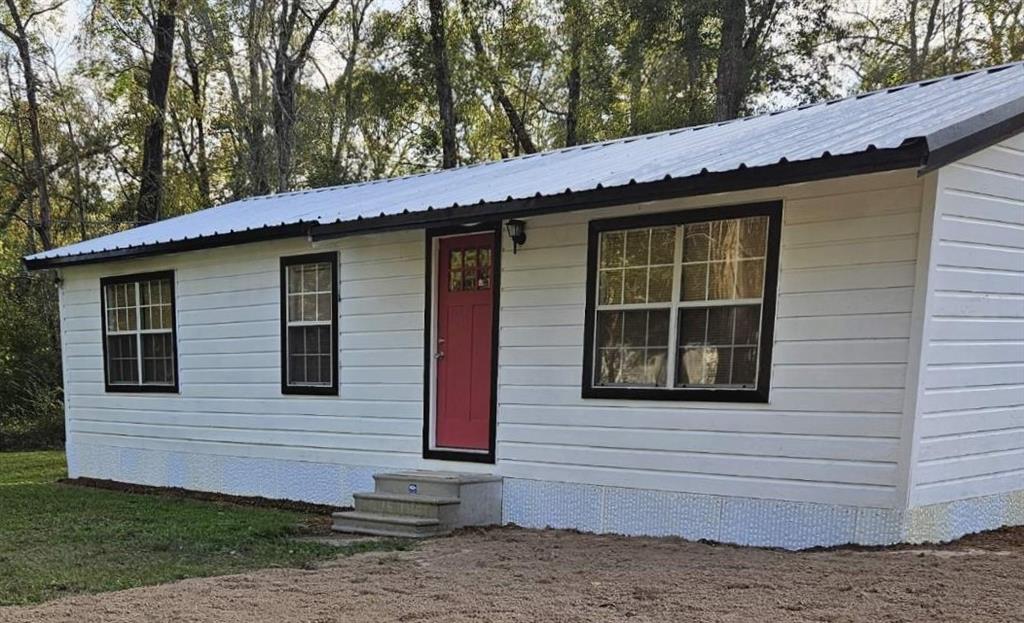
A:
435 232 496 451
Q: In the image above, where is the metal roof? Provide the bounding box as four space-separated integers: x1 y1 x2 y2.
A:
25 61 1024 269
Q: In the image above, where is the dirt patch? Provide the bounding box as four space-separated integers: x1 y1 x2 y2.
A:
3 525 1022 622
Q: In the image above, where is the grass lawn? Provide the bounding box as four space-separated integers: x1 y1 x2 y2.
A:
0 451 401 606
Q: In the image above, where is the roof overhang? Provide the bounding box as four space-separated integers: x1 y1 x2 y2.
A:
23 141 928 271
308 141 928 242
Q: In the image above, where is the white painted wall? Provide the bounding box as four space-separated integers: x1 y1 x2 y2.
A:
58 168 929 509
495 170 925 509
910 135 1024 507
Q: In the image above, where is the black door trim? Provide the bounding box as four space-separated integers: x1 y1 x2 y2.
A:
422 223 501 464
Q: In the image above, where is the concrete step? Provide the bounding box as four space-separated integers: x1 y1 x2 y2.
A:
353 491 460 522
374 470 502 498
331 510 450 538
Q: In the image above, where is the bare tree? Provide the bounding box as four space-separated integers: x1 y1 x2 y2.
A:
0 0 57 248
427 0 458 168
271 0 340 192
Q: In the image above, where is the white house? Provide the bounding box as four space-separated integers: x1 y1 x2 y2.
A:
25 63 1024 549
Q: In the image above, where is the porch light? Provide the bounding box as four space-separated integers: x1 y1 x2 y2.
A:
505 219 527 254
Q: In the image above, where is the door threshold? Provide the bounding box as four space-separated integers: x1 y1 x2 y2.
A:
423 447 495 464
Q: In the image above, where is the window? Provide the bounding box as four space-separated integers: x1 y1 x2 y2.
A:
582 202 781 402
281 253 338 395
100 271 178 392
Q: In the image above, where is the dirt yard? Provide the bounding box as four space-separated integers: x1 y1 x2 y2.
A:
3 526 1022 623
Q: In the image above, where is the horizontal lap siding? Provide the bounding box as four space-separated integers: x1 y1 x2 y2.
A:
60 233 428 471
913 136 1024 506
496 171 924 508
59 170 925 509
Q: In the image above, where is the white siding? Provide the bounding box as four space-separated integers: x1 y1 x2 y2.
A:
60 234 431 471
495 170 926 508
59 168 928 509
911 135 1024 506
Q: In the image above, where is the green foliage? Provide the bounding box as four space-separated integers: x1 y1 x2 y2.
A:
0 239 62 451
0 451 411 605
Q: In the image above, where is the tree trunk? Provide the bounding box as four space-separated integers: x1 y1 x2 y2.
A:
715 0 746 121
136 0 178 224
563 0 582 147
682 3 706 123
271 0 340 192
246 0 271 195
1 0 53 248
181 23 211 206
428 0 458 168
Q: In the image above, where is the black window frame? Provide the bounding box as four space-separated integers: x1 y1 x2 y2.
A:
280 252 339 396
99 270 179 393
581 201 782 403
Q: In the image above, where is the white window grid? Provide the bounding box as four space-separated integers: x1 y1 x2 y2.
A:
104 278 174 386
285 262 334 387
594 217 768 390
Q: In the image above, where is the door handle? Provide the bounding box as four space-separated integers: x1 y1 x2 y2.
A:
436 336 445 359
434 351 445 360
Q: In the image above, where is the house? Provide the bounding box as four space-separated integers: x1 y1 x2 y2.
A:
25 63 1024 549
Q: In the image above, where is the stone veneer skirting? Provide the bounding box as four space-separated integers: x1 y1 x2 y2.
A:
69 443 1024 550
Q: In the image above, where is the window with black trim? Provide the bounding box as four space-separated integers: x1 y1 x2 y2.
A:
100 271 178 392
281 253 338 395
582 202 781 402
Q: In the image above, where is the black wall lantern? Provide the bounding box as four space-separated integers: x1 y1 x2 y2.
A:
505 219 527 254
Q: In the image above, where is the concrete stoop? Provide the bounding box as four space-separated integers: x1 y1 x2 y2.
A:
332 470 503 538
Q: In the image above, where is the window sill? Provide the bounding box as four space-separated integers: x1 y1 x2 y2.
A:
581 386 769 403
105 384 178 394
282 385 338 396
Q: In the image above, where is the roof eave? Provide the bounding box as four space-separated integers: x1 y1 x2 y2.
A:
309 142 928 241
22 141 928 271
22 222 313 271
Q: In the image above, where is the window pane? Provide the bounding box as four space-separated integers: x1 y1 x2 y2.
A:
600 231 624 268
449 270 463 291
316 264 331 291
597 311 623 348
707 306 734 344
683 222 710 262
106 335 138 384
594 309 669 387
142 333 174 384
681 263 707 301
675 305 760 388
598 270 622 305
624 229 649 266
287 266 303 293
317 293 333 322
623 268 647 303
648 266 673 303
740 217 768 258
301 294 317 321
734 305 761 345
302 265 318 291
649 227 676 264
450 250 463 270
708 259 764 300
732 347 758 385
678 308 707 346
288 325 331 386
